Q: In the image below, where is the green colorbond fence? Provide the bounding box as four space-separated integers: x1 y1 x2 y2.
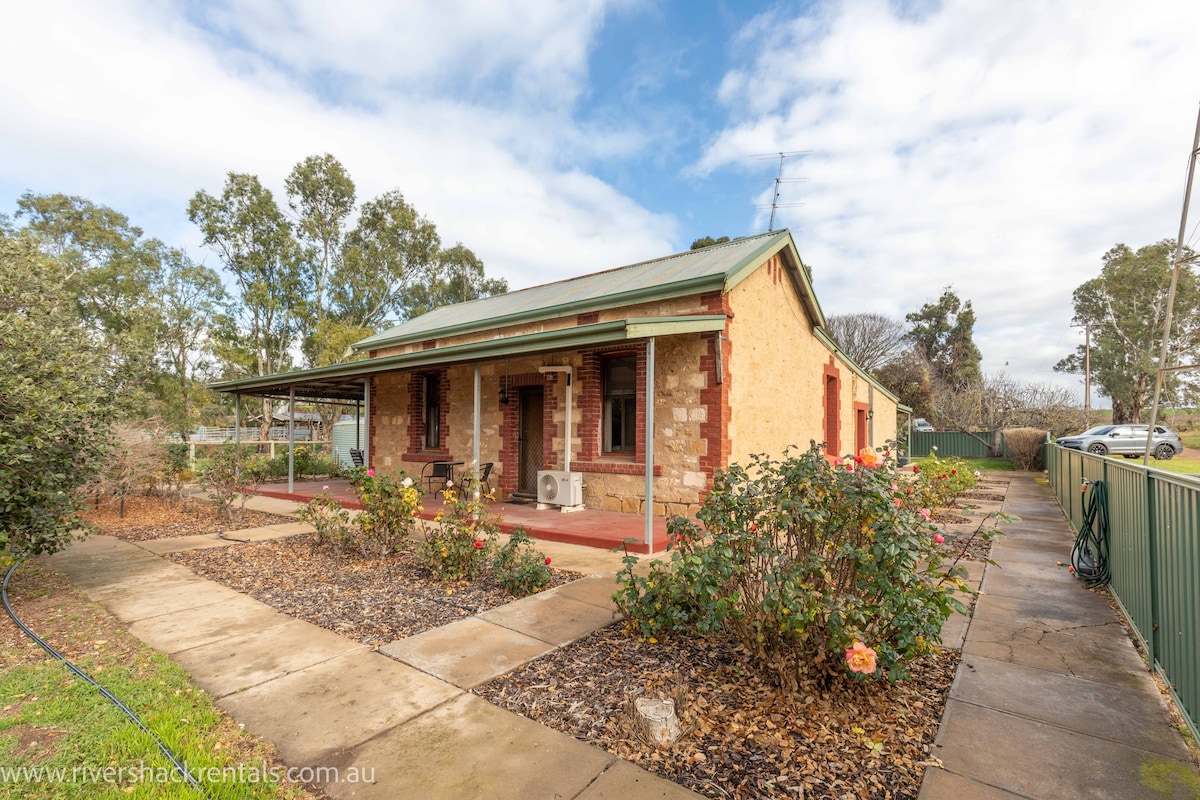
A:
910 430 1015 458
1044 443 1200 742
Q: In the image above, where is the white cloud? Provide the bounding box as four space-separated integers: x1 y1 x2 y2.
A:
699 0 1200 394
0 0 672 289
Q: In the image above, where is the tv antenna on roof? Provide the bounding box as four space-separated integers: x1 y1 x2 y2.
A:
753 151 810 231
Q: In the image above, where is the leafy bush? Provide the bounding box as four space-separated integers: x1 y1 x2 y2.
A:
296 490 357 556
418 484 498 581
1003 427 1048 471
905 453 977 510
493 528 553 596
200 447 268 523
1 235 116 558
614 445 975 690
297 467 423 557
348 467 422 555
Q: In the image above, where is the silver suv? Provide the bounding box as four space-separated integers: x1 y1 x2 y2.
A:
1056 424 1183 460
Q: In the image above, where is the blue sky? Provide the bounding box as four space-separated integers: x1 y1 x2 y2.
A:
3 0 1200 403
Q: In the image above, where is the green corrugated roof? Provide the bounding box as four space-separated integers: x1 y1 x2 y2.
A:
353 230 793 351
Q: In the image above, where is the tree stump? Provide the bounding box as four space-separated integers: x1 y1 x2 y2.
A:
633 697 682 746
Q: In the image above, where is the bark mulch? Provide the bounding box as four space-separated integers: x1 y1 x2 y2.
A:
80 498 975 799
476 625 960 800
82 495 295 541
169 534 576 647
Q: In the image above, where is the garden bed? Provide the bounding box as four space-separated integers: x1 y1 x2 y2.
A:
168 533 577 646
82 495 295 541
476 625 959 800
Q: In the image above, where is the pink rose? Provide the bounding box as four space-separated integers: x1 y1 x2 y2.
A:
934 533 945 544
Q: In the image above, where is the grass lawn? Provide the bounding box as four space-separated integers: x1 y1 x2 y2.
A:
0 563 314 800
1180 432 1200 450
1138 457 1200 478
912 456 1016 472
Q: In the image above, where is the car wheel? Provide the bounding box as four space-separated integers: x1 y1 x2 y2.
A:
1087 442 1108 456
1154 444 1175 461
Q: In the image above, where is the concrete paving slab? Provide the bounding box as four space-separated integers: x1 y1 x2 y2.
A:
47 537 175 589
951 655 1187 757
240 495 304 515
478 590 619 646
552 574 623 610
171 619 363 698
920 768 1029 800
218 649 462 765
136 533 231 554
962 618 1152 690
521 536 630 576
127 596 295 653
223 522 313 540
379 617 556 689
939 611 970 650
575 758 706 799
930 700 1198 799
971 585 1120 629
92 576 249 623
980 558 1083 598
323 693 615 800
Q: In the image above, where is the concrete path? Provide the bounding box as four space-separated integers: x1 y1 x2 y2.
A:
920 474 1200 800
47 502 701 800
44 482 1199 798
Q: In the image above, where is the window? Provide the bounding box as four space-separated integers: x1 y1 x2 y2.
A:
603 355 636 454
424 373 441 449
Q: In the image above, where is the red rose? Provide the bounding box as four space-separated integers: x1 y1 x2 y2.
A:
473 540 484 549
545 557 552 565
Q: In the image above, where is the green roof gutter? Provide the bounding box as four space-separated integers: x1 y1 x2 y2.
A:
210 315 727 396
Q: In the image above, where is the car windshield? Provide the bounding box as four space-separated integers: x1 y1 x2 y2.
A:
1078 426 1115 436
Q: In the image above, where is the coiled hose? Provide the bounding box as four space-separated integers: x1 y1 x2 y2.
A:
1071 480 1110 589
2 560 209 797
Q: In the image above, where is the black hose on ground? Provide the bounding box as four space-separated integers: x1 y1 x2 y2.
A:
2 560 210 798
1071 480 1110 589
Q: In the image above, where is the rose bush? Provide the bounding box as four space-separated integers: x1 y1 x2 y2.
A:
614 444 976 689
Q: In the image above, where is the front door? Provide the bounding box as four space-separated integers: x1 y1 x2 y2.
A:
517 387 544 495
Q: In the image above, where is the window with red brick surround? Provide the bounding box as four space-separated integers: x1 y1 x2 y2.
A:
404 369 449 459
854 402 869 453
823 358 841 458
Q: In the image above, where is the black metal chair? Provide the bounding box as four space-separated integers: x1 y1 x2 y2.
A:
461 462 494 498
349 448 365 468
421 461 454 494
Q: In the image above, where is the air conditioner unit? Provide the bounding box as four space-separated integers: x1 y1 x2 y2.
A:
537 470 583 507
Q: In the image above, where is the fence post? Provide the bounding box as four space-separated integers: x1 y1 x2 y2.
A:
1146 472 1159 669
188 442 195 472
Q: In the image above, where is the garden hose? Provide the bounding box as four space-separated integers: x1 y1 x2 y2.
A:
1070 480 1110 589
2 560 210 798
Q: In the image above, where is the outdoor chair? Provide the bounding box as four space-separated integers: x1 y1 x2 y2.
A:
349 448 365 468
421 461 454 494
460 462 494 498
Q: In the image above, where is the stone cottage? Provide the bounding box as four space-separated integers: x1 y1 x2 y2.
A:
212 230 900 543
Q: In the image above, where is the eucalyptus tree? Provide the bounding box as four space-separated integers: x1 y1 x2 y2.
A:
1056 240 1200 423
188 173 306 438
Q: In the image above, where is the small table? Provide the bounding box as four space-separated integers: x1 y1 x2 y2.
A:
423 461 464 494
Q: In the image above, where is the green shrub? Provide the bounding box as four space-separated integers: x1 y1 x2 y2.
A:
297 467 423 557
200 447 269 523
493 528 553 596
419 484 498 581
296 490 356 556
614 444 978 690
348 467 422 555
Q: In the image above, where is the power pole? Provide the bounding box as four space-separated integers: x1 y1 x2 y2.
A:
1084 325 1091 416
1143 102 1200 464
